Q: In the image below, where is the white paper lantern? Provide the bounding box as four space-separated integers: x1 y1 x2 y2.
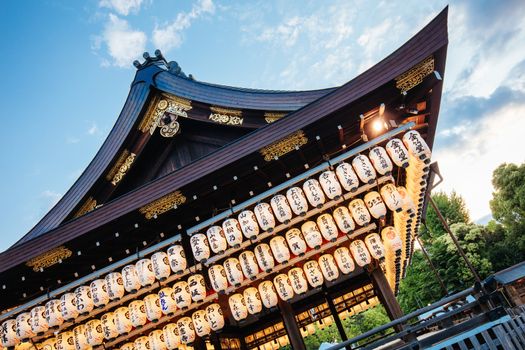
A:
114 307 132 335
176 317 195 345
369 146 393 175
205 304 224 331
224 257 244 287
149 329 167 350
100 312 118 340
318 254 339 282
286 187 309 216
208 264 228 293
352 155 377 185
172 281 192 310
188 274 207 302
60 292 79 322
237 210 259 240
381 226 403 252
258 281 278 309
285 228 307 256
223 218 243 248
403 130 431 162
349 240 371 267
365 233 385 260
90 279 110 308
167 245 187 274
380 184 403 212
121 264 141 294
348 199 371 227
254 243 275 273
136 259 156 287
105 272 125 301
288 267 308 295
73 324 89 350
152 251 171 281
206 226 228 254
319 170 342 200
144 294 162 322
301 221 323 249
364 191 387 219
269 236 290 263
303 260 324 288
45 299 64 328
158 287 177 315
332 206 355 233
191 310 211 337
270 195 292 224
40 337 57 350
56 331 75 350
254 202 276 232
243 287 262 315
120 343 134 350
317 213 339 242
239 250 259 280
134 336 150 350
85 319 104 346
336 162 360 192
190 233 211 263
386 138 410 168
163 323 181 350
30 306 48 335
1 319 19 347
303 179 326 208
15 312 33 341
129 300 147 328
333 247 355 274
273 274 294 301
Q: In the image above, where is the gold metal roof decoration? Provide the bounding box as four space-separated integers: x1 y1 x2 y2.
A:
264 112 287 124
260 130 308 162
74 196 97 218
26 246 72 272
395 56 435 92
106 149 136 186
139 191 187 219
138 95 192 137
209 106 243 126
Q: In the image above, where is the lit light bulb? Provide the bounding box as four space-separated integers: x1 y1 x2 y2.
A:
372 119 384 132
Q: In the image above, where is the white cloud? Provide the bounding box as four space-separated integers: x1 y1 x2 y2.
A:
152 0 215 52
40 190 62 209
87 122 100 135
66 136 80 144
99 0 144 16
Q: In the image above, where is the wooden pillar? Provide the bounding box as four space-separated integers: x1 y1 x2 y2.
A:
325 292 351 350
368 266 404 333
278 300 306 350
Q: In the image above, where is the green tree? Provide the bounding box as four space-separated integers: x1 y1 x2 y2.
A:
422 191 470 239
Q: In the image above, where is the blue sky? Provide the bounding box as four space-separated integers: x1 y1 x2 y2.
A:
1 0 524 252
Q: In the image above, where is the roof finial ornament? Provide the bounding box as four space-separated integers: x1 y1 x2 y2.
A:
133 49 190 78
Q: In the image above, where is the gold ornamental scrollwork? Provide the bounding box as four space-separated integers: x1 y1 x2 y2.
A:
209 106 243 126
259 130 308 161
26 246 72 272
264 112 286 124
74 197 97 218
139 191 187 219
395 56 435 92
106 150 136 186
138 95 192 137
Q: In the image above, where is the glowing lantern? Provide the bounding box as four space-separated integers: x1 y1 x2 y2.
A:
188 274 206 302
163 323 181 350
238 210 259 240
288 267 308 295
73 324 89 350
120 343 134 350
403 130 431 162
172 281 192 310
208 264 228 293
333 247 355 274
258 281 278 309
285 228 307 256
270 236 290 263
273 274 294 301
134 336 150 350
158 287 177 316
301 221 323 249
56 331 75 350
167 245 187 274
349 240 371 267
206 226 228 254
380 183 403 212
255 243 275 273
60 292 79 322
352 155 377 185
348 199 371 227
365 233 385 260
303 179 326 208
85 319 104 346
152 251 171 281
286 187 309 216
105 272 125 301
386 138 409 168
128 300 147 327
205 304 224 331
319 170 342 200
143 294 162 322
74 286 94 316
369 146 393 175
100 312 118 340
176 317 195 345
190 233 210 263
15 312 33 341
239 250 259 280
149 329 167 350
381 226 403 252
135 259 156 287
40 337 57 350
89 279 109 309
336 162 359 192
317 213 339 242
254 202 276 232
30 306 48 335
223 218 243 248
45 299 64 328
270 195 292 224
318 254 339 282
364 191 387 219
191 310 210 337
224 257 244 287
243 287 262 315
307 323 316 335
1 319 19 347
332 206 355 233
303 260 324 288
121 264 141 294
